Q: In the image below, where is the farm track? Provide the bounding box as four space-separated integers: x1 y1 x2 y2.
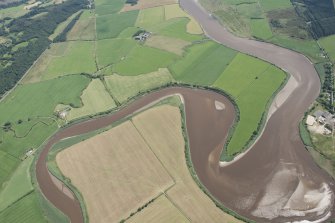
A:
36 0 335 222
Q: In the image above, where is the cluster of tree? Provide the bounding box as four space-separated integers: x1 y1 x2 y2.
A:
53 11 83 42
317 63 334 112
0 0 85 96
292 0 335 38
125 0 138 6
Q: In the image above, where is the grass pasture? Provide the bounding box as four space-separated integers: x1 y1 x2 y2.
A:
0 156 33 212
105 68 174 103
136 6 165 30
259 0 292 11
49 11 82 40
214 53 286 157
164 4 203 34
0 192 47 223
97 38 136 68
43 41 96 80
145 35 190 56
121 0 177 12
96 10 139 39
66 79 116 120
170 41 237 85
319 34 335 62
66 11 95 41
152 17 203 42
113 45 178 76
250 18 273 40
0 151 19 187
56 121 174 223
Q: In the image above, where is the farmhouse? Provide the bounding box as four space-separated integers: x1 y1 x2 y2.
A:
134 31 151 41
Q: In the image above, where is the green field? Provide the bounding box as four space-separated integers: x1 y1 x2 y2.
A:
259 0 292 11
0 192 47 223
250 18 273 40
97 38 136 68
49 11 82 40
0 4 28 19
214 54 286 158
0 150 19 186
319 35 335 62
66 79 116 120
66 10 96 41
170 41 237 85
113 45 178 76
95 0 125 14
105 68 174 103
136 6 165 30
152 17 203 42
43 41 96 80
0 156 34 211
96 10 139 39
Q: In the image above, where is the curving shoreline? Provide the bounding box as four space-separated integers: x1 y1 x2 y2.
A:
35 0 335 222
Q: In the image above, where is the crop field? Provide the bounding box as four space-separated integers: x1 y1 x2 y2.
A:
96 10 139 39
121 0 177 12
145 35 190 56
132 105 242 222
170 41 237 85
66 11 96 41
0 192 47 223
105 68 174 103
56 121 174 223
214 53 286 157
0 156 33 212
319 35 335 62
66 79 116 120
136 6 165 30
128 196 189 223
97 38 136 68
43 41 96 80
113 45 178 76
164 4 203 34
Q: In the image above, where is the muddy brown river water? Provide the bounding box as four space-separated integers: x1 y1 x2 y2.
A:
36 0 335 222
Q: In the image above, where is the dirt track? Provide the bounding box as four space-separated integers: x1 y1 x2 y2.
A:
36 0 335 222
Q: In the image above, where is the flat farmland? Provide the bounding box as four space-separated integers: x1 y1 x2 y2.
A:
170 41 237 85
135 6 165 30
96 38 136 68
132 105 242 222
121 0 177 12
66 11 96 41
56 121 174 223
105 68 174 103
66 79 116 121
319 34 335 62
145 35 190 56
96 10 139 39
113 45 178 76
214 53 286 157
128 196 189 223
164 4 203 34
258 0 292 11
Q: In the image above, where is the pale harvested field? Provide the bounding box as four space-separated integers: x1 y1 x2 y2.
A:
56 121 174 223
132 105 242 223
145 35 190 55
66 79 116 120
128 195 190 223
105 68 174 103
164 4 203 34
121 0 177 12
22 42 69 84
